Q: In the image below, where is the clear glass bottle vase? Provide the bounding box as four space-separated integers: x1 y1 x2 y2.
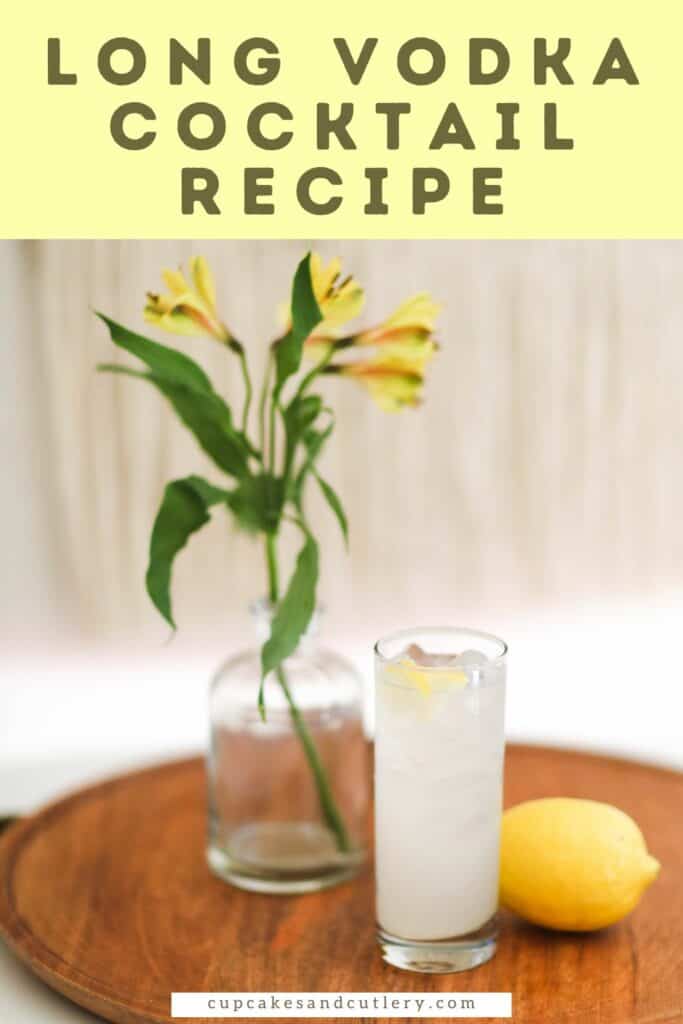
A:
207 599 369 893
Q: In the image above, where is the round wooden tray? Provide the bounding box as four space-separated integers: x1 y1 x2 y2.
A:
0 746 681 1024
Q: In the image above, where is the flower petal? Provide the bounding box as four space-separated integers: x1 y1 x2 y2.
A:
281 252 365 337
384 293 441 331
145 258 231 343
379 336 438 370
311 253 342 302
144 307 202 336
162 269 189 296
321 280 365 327
191 255 217 310
341 359 424 411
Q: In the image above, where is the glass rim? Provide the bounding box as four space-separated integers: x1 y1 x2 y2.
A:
374 625 508 665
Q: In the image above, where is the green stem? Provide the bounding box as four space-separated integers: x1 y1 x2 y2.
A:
258 348 273 456
237 348 253 434
265 532 279 605
279 349 336 503
293 346 336 401
263 528 351 854
268 387 279 474
275 664 351 853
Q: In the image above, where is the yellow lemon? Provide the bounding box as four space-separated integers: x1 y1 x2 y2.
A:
384 658 467 696
499 798 660 931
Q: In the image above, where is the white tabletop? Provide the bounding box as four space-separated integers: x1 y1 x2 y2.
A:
0 944 99 1023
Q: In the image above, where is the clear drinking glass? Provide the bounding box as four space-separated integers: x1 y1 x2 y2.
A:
207 599 368 893
374 627 507 973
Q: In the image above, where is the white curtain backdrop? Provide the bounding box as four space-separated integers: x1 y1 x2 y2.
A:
3 240 683 650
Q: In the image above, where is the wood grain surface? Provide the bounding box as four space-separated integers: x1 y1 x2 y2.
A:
0 746 681 1024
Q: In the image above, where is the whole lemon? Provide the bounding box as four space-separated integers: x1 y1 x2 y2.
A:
499 798 660 931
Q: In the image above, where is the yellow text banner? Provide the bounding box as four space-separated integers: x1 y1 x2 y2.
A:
1 0 680 238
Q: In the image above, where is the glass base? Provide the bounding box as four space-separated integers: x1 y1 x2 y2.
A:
207 821 364 894
377 916 498 974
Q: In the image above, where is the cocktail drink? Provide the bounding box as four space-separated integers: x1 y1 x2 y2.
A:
374 627 507 973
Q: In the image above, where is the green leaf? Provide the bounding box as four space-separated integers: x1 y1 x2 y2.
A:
183 474 233 507
97 314 213 392
302 420 333 462
313 471 348 546
275 254 323 386
98 363 250 479
259 532 319 719
286 394 323 436
282 393 323 476
146 476 230 628
291 421 334 508
227 473 285 534
160 381 249 479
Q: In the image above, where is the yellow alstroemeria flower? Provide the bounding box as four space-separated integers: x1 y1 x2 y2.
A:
335 357 426 412
352 293 440 372
145 256 232 344
284 253 364 360
310 252 365 328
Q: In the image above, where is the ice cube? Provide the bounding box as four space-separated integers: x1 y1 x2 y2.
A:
453 649 489 667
